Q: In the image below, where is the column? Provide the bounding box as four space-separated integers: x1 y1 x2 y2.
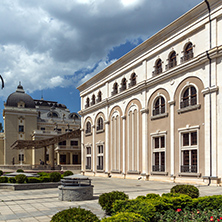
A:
80 128 84 172
50 144 55 170
70 152 72 165
140 108 149 175
168 101 175 178
105 120 110 173
57 152 60 165
121 115 126 175
92 125 95 173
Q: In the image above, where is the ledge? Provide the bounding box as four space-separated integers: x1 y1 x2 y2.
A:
151 113 168 120
85 132 92 137
178 172 201 178
151 171 168 176
127 170 141 175
96 170 105 173
177 104 201 114
96 129 105 134
0 182 60 191
111 170 122 174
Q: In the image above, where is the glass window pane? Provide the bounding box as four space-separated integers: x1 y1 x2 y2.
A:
191 132 197 145
191 150 197 165
155 153 159 166
161 136 165 148
183 133 189 146
155 138 159 148
183 150 189 165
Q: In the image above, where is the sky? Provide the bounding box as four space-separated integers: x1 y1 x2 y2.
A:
0 0 203 122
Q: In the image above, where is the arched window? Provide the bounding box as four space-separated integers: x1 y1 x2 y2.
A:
182 42 193 62
97 91 102 103
153 96 165 116
97 117 103 131
112 82 118 96
85 97 90 108
47 111 58 118
153 59 162 76
91 94 95 106
180 86 197 108
129 73 136 87
85 121 91 134
120 78 127 92
167 51 177 69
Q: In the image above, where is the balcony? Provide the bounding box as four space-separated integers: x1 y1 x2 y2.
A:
180 97 197 109
152 107 165 116
181 165 197 173
86 165 91 170
128 80 136 88
165 60 177 70
152 165 165 172
152 67 162 76
97 165 103 170
181 52 193 63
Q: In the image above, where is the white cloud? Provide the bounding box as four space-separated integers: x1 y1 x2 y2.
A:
0 0 202 100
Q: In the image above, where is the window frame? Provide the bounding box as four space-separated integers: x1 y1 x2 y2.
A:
97 144 104 171
86 146 92 170
96 117 104 132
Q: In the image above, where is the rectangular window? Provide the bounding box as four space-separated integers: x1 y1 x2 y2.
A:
19 154 24 161
181 131 198 173
97 145 104 170
86 146 92 170
19 125 24 132
70 140 78 146
41 127 45 131
87 147 91 155
152 135 165 172
59 141 66 146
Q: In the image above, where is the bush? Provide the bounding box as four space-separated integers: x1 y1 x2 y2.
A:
102 212 145 221
170 184 199 198
112 199 155 222
50 172 61 182
63 170 74 177
0 170 3 176
39 176 51 182
27 177 41 183
15 174 27 183
50 207 100 222
16 169 24 173
37 172 50 177
146 193 160 199
99 191 129 215
195 195 222 210
8 177 16 183
0 176 8 183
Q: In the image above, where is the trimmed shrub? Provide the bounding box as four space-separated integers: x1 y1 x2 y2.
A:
8 177 16 183
50 172 61 182
63 170 73 177
170 184 199 198
0 170 3 176
39 176 51 182
15 174 27 183
102 212 145 221
37 172 50 177
99 191 129 215
27 177 41 183
50 207 100 222
0 176 8 183
146 193 160 199
112 199 155 222
16 169 24 173
195 195 222 210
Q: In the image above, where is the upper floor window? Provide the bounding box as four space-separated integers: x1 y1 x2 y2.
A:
112 82 118 96
153 59 162 76
181 42 193 62
91 94 95 106
59 140 66 146
97 117 103 131
97 91 102 103
85 121 91 134
129 73 136 87
166 51 177 70
180 86 197 109
85 97 90 108
70 140 78 146
47 111 58 118
153 96 165 116
19 125 24 132
120 78 127 92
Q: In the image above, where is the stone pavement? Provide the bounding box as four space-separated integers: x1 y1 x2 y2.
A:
0 177 222 222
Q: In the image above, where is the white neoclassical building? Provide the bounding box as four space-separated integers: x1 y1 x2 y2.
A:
78 0 222 185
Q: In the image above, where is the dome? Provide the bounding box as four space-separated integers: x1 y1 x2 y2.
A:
6 84 35 108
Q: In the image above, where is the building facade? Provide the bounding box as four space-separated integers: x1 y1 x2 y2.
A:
0 84 81 168
78 0 222 185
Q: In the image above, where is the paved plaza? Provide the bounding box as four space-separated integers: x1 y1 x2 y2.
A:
0 177 222 222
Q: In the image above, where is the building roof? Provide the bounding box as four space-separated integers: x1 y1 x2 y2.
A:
5 84 35 108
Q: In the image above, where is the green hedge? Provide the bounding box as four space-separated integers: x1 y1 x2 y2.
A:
50 207 100 222
195 195 222 210
8 177 16 183
63 171 73 177
98 191 129 215
15 174 27 183
0 176 8 183
50 172 61 182
27 177 41 183
39 176 51 182
16 169 24 173
170 184 199 198
0 170 3 176
102 212 145 221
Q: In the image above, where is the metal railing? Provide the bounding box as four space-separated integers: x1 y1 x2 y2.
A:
180 97 197 108
152 67 162 76
97 165 103 170
152 107 165 116
181 165 197 173
152 165 165 172
181 52 193 62
166 60 177 70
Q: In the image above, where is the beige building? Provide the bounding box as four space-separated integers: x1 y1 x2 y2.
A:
0 83 81 169
78 0 222 185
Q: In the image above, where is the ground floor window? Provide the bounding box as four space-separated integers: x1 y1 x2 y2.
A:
86 147 91 170
180 130 198 173
97 145 104 170
72 154 79 164
19 154 24 162
60 154 66 164
152 134 166 172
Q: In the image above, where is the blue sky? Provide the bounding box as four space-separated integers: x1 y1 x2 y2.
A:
0 0 203 123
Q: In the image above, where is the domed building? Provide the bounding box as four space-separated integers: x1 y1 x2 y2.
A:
0 83 81 169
